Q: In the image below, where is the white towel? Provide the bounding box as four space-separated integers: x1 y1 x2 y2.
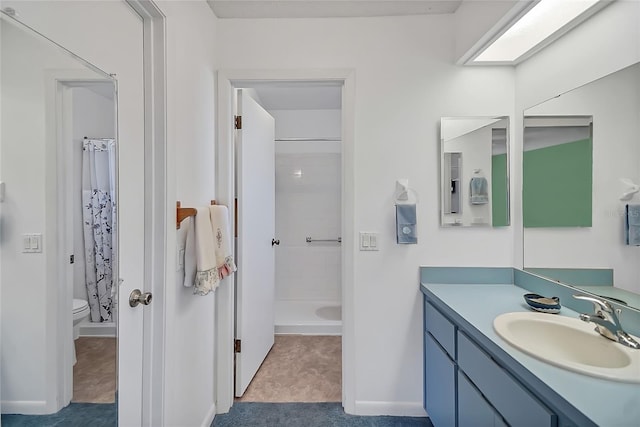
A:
193 207 220 295
182 217 197 288
209 205 237 279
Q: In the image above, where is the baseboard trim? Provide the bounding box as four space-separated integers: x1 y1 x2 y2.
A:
275 324 342 335
1 400 49 415
79 321 116 337
352 400 427 417
201 402 217 427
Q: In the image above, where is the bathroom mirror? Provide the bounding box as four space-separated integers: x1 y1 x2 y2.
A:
523 62 640 311
440 116 510 227
1 11 119 415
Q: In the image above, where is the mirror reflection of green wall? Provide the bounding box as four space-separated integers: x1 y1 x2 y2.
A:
491 151 508 226
440 116 510 227
523 116 593 227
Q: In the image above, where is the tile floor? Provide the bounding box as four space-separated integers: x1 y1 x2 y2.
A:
73 337 117 403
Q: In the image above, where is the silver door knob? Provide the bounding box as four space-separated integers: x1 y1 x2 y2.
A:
129 289 152 307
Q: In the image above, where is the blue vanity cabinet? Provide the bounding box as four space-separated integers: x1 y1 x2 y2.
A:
423 294 557 427
423 300 457 426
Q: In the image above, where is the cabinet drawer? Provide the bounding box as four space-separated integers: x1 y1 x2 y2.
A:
458 332 556 427
425 301 455 357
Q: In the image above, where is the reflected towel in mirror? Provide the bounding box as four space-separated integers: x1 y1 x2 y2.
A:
470 176 489 204
625 204 640 246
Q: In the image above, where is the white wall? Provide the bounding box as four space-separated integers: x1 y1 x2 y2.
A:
217 15 515 414
271 109 342 139
453 0 525 62
71 87 116 302
515 0 640 292
157 1 219 426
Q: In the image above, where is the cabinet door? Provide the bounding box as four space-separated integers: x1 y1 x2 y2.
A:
458 371 494 427
425 333 456 427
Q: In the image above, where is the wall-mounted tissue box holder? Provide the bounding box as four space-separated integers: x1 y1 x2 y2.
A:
395 179 418 204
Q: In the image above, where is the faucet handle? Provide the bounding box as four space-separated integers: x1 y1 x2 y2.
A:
573 294 614 313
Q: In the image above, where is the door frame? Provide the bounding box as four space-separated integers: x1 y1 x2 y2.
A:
49 74 120 411
124 1 167 425
215 69 356 413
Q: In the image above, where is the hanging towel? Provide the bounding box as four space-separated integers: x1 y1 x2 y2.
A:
193 207 220 295
396 204 417 244
625 204 640 246
182 217 197 288
470 176 489 205
210 205 237 279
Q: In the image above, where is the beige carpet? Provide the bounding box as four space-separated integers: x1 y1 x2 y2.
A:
237 335 342 402
72 337 117 403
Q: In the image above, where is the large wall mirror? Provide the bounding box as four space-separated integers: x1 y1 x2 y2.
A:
523 62 640 311
440 116 510 227
1 10 119 416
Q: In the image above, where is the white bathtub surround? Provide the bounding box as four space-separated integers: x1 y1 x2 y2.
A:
275 145 342 335
275 300 342 335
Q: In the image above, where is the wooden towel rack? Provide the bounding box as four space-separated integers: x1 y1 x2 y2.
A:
176 200 217 229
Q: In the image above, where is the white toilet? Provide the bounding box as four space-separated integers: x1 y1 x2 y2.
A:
72 299 90 364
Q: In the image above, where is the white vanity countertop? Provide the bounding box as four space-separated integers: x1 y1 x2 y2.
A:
421 282 640 427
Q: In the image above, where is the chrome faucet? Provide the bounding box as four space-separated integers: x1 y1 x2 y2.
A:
573 294 640 350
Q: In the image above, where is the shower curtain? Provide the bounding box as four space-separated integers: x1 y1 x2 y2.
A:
82 138 116 322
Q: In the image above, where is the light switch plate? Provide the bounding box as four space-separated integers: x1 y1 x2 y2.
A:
22 233 42 253
359 232 379 251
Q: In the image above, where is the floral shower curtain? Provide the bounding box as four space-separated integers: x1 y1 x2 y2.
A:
82 138 116 322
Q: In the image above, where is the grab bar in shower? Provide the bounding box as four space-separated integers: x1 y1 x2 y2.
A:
306 237 342 243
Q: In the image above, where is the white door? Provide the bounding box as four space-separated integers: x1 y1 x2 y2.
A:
235 89 276 397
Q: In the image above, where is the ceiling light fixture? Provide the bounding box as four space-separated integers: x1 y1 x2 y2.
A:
472 0 609 64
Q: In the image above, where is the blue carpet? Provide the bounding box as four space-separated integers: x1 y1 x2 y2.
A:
212 403 434 427
1 402 431 426
1 402 116 427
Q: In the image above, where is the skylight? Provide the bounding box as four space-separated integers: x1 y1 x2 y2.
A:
473 0 605 64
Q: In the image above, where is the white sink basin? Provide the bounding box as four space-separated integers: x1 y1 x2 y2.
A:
493 312 640 383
